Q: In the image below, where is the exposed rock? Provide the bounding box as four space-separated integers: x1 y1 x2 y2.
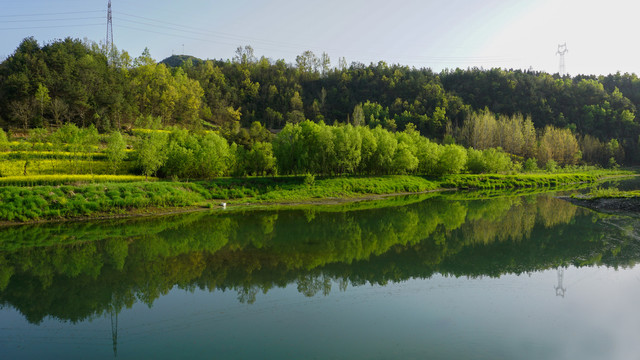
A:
559 195 640 214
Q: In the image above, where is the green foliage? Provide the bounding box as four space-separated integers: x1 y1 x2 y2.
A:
0 181 197 221
133 116 164 130
466 148 514 174
440 173 600 190
135 132 168 179
538 126 581 166
435 144 467 176
304 173 315 187
523 158 539 172
160 130 231 179
0 174 151 186
4 37 640 166
581 187 634 199
0 129 9 151
0 158 134 177
106 131 127 174
27 128 48 143
544 159 559 173
244 141 276 176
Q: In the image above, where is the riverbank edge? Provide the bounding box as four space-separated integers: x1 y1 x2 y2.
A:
560 196 640 214
0 188 445 228
560 186 640 214
0 172 630 227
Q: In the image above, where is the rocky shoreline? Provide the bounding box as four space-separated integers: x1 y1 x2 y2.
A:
559 195 640 214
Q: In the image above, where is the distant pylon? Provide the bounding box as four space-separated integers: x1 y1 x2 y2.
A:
554 267 567 298
106 0 114 53
556 43 568 76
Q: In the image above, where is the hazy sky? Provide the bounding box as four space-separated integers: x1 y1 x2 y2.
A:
1 0 638 76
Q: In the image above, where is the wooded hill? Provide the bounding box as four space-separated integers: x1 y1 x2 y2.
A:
1 37 638 165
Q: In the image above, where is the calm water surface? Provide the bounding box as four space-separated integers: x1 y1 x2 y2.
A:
2 181 640 359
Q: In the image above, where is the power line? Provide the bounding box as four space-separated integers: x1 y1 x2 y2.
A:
115 11 311 51
0 7 519 68
113 10 518 66
117 24 238 47
0 17 103 23
0 10 103 18
0 24 103 31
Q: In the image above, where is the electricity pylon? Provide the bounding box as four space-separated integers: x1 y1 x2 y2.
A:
106 1 114 53
554 267 567 298
556 43 568 76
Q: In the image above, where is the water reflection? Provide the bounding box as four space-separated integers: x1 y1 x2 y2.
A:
0 191 638 326
555 268 567 298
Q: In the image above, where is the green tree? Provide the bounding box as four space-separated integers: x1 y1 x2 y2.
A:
197 132 230 178
287 92 305 124
352 103 364 127
538 126 580 166
331 124 361 174
136 132 168 179
393 142 419 173
106 131 127 174
34 83 51 127
246 141 276 175
436 144 467 176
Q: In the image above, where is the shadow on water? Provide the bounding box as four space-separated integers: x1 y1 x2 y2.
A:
1 187 640 325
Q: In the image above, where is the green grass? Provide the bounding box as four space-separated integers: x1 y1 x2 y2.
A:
0 174 153 186
439 173 606 190
0 170 628 223
574 187 640 200
0 159 135 176
254 175 439 201
196 175 440 203
0 182 205 221
0 151 108 160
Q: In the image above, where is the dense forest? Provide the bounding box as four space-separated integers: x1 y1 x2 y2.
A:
0 37 638 167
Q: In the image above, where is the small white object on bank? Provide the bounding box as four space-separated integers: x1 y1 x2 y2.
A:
221 202 226 209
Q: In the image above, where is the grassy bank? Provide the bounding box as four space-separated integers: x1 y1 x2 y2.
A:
207 175 441 202
0 171 628 223
439 172 618 189
0 182 206 221
575 187 640 200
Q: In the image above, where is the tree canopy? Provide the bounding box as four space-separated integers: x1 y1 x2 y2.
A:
2 37 640 164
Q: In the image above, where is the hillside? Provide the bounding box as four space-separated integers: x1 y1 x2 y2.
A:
1 37 639 165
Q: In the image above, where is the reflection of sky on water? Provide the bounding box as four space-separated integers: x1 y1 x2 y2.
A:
4 178 640 360
3 265 640 360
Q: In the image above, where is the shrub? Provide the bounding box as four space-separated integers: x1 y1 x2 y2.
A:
304 173 315 187
523 158 539 172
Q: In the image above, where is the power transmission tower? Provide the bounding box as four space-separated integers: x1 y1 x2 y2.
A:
556 43 568 76
554 267 567 298
106 0 114 53
111 304 118 357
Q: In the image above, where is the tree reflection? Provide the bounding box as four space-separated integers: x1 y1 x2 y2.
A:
0 192 637 324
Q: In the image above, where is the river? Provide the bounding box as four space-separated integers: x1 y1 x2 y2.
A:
1 180 640 359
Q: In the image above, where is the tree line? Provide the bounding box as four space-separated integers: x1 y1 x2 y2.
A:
1 37 639 166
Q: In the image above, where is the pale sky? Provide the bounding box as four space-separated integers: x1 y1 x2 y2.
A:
1 0 639 76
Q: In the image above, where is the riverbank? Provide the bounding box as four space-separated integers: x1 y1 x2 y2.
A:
561 186 640 214
0 171 629 225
